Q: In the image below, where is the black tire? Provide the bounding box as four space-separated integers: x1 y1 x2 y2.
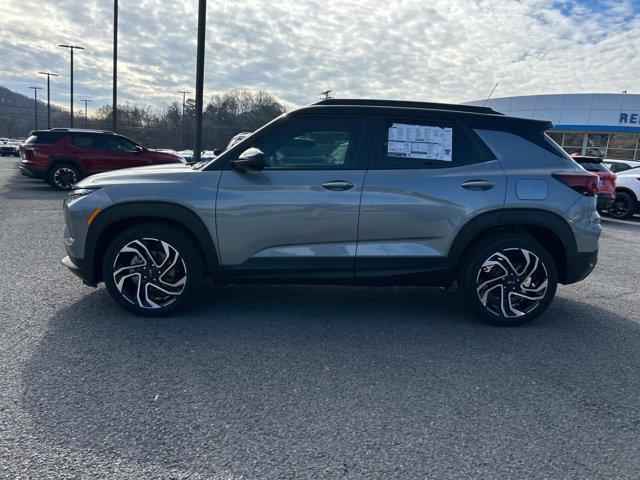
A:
102 223 203 316
48 163 80 190
460 234 558 326
606 192 636 220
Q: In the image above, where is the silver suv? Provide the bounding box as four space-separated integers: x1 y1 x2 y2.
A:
62 99 601 326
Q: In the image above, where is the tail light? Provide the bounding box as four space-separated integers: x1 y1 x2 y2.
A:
552 171 599 195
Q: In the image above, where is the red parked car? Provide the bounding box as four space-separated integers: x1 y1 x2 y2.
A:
19 129 184 190
571 154 616 211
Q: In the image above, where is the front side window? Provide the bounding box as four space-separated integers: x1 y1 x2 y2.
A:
257 117 363 169
101 135 139 152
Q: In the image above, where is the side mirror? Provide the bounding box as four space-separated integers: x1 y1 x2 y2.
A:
230 148 265 172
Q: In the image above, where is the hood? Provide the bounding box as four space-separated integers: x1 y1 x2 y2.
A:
149 150 186 162
75 163 193 188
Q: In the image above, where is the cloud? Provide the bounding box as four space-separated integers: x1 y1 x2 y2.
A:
1 0 638 112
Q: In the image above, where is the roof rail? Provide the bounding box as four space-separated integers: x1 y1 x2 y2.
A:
48 128 114 134
313 98 500 115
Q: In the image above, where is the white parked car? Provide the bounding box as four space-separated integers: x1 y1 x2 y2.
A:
604 163 640 219
603 159 640 174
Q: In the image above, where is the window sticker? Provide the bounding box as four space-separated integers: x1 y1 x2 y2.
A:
387 123 453 161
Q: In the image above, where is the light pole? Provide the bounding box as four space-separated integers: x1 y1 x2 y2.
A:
81 99 92 128
38 72 59 129
193 0 207 163
113 0 118 132
58 44 85 127
178 90 190 150
29 87 43 130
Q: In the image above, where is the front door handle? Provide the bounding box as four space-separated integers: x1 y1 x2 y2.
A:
461 179 495 191
322 180 355 191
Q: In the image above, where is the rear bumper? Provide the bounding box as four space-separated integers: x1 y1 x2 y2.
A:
563 250 598 285
596 193 614 208
18 163 47 180
62 255 98 287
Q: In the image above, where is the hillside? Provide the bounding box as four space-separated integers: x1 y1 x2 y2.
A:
0 85 67 137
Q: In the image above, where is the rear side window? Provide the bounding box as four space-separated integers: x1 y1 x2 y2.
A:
607 162 630 173
72 134 102 149
578 162 608 173
373 117 474 169
25 132 65 144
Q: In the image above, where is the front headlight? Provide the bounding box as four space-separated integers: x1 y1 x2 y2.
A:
67 187 100 200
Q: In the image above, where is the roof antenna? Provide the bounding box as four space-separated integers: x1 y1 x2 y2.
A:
483 82 499 106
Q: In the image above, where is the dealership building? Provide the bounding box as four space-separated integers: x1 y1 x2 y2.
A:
466 93 640 160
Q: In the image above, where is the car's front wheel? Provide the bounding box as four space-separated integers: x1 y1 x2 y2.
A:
102 224 203 316
460 234 558 326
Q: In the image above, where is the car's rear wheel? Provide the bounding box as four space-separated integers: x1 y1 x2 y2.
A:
48 163 79 190
102 224 203 316
460 234 558 326
606 192 636 220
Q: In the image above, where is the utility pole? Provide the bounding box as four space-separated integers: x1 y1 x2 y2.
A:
320 89 333 100
29 87 43 130
178 90 190 150
193 0 207 163
81 99 92 128
58 44 85 127
38 72 59 129
113 0 118 132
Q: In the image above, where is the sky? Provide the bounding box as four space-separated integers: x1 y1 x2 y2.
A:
1 0 638 113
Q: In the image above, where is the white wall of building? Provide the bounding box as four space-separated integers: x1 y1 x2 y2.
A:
466 94 640 130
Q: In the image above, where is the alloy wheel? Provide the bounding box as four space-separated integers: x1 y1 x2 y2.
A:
607 197 632 219
53 167 78 189
476 248 548 318
112 238 187 309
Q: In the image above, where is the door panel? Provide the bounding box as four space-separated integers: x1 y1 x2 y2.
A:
215 115 370 279
216 169 365 277
356 116 506 279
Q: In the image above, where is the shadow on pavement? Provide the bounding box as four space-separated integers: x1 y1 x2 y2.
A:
20 285 640 478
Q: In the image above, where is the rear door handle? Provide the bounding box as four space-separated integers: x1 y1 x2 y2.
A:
461 179 495 191
322 180 355 191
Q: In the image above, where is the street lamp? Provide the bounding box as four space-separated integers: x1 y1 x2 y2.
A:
58 44 85 127
28 87 43 130
178 90 190 150
113 0 118 132
38 71 59 129
193 0 207 163
81 99 92 128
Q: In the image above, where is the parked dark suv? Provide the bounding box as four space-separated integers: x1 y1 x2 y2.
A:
19 128 183 190
62 99 601 326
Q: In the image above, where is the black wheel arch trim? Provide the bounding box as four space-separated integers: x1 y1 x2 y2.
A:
615 187 638 204
83 201 223 286
49 157 85 177
448 208 578 282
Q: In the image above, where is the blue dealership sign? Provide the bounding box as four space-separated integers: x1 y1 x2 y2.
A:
620 112 640 124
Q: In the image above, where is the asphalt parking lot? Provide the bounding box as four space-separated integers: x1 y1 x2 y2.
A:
1 159 640 479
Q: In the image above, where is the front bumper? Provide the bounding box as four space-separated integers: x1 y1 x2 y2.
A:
563 250 598 285
62 255 98 287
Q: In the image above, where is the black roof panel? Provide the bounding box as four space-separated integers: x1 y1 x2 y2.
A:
314 98 500 115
